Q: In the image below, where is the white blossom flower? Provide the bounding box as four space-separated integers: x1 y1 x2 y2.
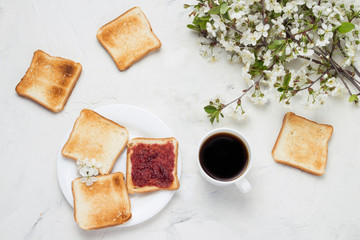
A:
242 67 253 85
228 106 248 120
304 93 328 109
295 0 305 5
279 99 293 110
80 176 98 186
283 2 298 18
271 16 284 30
305 0 316 8
255 22 270 37
321 3 333 16
221 38 241 53
318 23 333 40
198 3 210 17
326 77 337 88
77 158 100 186
229 1 247 19
330 85 346 97
240 50 255 65
272 64 286 77
206 22 217 37
263 50 272 66
318 93 328 104
312 5 324 18
241 30 262 46
199 44 213 60
248 13 260 22
316 38 330 47
227 53 241 63
248 94 269 105
211 15 226 33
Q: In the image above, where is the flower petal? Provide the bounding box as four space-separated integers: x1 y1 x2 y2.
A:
86 179 93 186
79 168 88 177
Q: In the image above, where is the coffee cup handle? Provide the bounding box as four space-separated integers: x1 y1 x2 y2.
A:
235 177 252 193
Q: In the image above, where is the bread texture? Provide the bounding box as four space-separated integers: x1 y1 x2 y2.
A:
62 109 128 175
16 50 82 113
272 112 333 176
96 7 161 71
126 137 179 193
72 172 131 230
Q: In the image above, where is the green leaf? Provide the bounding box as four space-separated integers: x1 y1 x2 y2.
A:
279 93 285 102
204 105 217 113
283 73 292 87
277 87 284 92
187 24 200 31
222 11 231 20
253 59 267 70
249 70 258 76
268 44 278 50
268 39 285 49
192 15 210 31
220 3 229 14
349 94 359 102
198 16 211 21
192 16 201 25
210 114 216 124
208 5 221 15
337 22 355 33
274 39 286 45
272 12 281 18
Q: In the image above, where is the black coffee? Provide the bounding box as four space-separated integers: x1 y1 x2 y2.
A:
199 132 248 181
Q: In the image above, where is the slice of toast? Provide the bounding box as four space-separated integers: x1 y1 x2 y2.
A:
126 137 180 193
72 172 131 230
272 112 333 176
62 109 128 175
16 50 82 113
96 7 161 71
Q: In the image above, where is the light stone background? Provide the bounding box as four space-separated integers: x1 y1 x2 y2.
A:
1 0 360 239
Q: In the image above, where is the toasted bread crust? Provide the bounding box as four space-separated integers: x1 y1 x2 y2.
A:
72 172 131 230
62 109 129 175
16 50 82 113
272 112 333 175
96 7 161 71
126 137 179 193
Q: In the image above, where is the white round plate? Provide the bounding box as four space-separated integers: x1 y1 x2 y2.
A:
57 104 181 227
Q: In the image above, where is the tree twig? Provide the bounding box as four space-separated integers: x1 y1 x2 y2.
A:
298 55 323 65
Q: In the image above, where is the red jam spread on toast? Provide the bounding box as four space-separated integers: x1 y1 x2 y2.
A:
130 142 175 188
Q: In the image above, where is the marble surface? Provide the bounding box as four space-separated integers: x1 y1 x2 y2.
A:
1 0 360 239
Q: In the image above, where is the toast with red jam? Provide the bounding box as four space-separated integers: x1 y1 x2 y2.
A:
126 137 180 193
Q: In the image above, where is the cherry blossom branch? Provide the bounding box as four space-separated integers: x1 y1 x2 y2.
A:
222 63 275 109
297 68 330 91
305 32 360 95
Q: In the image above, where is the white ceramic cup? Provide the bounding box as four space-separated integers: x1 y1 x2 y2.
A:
198 128 252 193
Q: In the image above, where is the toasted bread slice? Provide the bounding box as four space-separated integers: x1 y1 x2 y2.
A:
126 137 180 193
96 7 161 71
72 172 131 230
62 109 128 175
272 112 333 176
16 50 82 113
